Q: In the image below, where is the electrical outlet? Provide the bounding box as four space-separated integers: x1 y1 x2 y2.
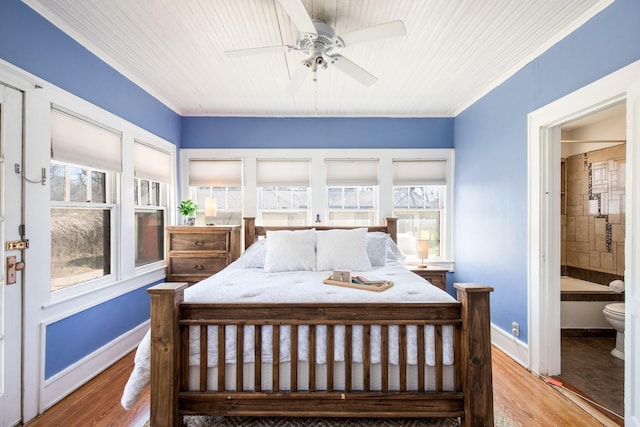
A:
511 321 519 337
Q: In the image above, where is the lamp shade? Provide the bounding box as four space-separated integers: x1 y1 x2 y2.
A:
416 240 429 259
205 197 217 217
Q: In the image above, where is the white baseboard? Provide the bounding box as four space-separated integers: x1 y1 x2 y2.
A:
40 320 150 413
491 322 529 369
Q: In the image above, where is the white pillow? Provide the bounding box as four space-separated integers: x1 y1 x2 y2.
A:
263 229 316 272
316 228 372 272
366 232 388 266
243 239 267 268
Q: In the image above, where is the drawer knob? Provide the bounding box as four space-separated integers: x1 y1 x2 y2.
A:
194 240 205 246
194 264 205 271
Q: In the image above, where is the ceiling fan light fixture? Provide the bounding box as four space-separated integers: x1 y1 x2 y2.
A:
225 0 406 89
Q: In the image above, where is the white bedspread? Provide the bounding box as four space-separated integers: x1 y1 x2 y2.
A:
121 258 455 409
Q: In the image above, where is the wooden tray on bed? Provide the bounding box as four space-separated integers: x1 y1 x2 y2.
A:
323 276 394 292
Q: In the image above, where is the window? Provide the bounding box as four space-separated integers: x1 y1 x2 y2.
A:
188 159 243 225
392 160 447 261
134 141 170 267
257 159 310 226
50 109 121 292
326 159 378 226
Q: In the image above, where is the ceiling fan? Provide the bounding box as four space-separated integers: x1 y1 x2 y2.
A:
225 0 406 90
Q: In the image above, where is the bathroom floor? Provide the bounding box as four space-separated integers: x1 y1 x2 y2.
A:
560 336 624 417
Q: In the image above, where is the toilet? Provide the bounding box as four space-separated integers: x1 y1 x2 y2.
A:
603 303 625 360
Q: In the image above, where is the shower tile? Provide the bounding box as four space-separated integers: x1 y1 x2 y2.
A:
575 216 589 241
567 241 589 253
566 217 576 241
611 224 625 242
600 252 614 270
594 234 606 252
589 251 600 268
616 243 625 275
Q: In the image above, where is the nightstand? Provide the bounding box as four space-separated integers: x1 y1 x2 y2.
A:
166 225 240 284
406 265 448 291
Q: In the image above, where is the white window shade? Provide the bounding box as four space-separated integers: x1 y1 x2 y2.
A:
393 160 447 185
51 108 122 172
257 159 310 187
189 160 242 187
326 159 378 186
134 141 172 182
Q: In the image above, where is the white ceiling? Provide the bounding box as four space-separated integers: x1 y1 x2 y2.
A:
23 0 611 117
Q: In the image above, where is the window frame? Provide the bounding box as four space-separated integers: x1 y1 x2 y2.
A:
49 160 119 297
47 102 177 306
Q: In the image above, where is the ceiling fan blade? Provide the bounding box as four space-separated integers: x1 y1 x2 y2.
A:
278 0 317 35
337 20 406 48
225 45 289 58
330 55 377 87
289 62 309 93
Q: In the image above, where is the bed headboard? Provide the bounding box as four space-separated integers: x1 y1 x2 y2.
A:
243 217 398 250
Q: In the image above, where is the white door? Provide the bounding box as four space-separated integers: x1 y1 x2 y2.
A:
0 84 23 426
626 77 640 425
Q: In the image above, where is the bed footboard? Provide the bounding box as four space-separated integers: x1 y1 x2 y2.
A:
148 283 493 427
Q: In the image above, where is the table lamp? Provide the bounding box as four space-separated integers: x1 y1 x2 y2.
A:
416 239 429 268
205 197 217 226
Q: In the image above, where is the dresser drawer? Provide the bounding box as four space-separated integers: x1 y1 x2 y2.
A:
169 232 228 252
170 255 228 276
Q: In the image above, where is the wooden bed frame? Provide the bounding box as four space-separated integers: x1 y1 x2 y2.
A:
148 218 494 426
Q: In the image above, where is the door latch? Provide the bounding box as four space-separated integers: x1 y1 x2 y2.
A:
6 255 25 285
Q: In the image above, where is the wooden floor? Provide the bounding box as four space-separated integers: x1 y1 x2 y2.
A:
26 346 617 426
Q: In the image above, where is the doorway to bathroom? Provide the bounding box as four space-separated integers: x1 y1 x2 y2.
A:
527 61 640 424
558 104 626 419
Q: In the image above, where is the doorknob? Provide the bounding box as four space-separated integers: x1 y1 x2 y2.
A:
6 255 25 285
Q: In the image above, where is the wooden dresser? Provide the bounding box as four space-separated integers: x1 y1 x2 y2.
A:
406 265 448 291
166 225 241 284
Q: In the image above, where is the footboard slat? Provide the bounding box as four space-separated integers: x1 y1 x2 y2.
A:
199 325 207 392
418 325 425 391
363 324 371 392
381 325 389 392
255 326 262 392
327 325 334 390
345 325 352 392
217 325 224 391
236 325 243 390
291 325 298 392
436 324 443 392
272 326 280 392
309 325 316 390
399 324 407 391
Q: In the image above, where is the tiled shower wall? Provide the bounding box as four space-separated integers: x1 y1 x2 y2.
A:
561 144 626 278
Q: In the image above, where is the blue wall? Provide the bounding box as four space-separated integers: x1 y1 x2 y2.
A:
0 0 180 379
453 0 640 343
182 116 453 148
45 282 162 379
0 0 181 144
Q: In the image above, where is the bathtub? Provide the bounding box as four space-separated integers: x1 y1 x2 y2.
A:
561 276 624 330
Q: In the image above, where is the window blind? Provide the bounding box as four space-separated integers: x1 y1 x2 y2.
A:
257 159 310 187
134 141 172 182
188 159 242 187
325 159 378 186
392 159 447 185
51 108 122 172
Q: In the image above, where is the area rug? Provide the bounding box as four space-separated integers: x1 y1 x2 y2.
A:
142 406 515 426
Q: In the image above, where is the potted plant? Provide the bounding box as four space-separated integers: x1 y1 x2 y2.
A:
178 199 198 225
